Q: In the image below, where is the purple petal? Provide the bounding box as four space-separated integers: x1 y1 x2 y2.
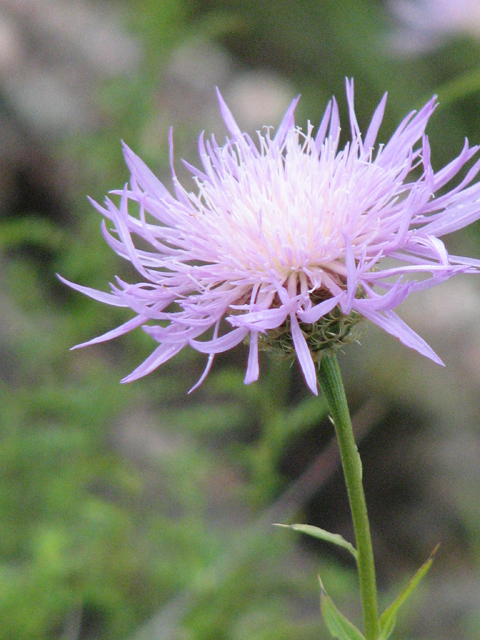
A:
216 87 243 138
72 315 147 349
353 279 413 313
363 92 388 150
273 96 301 144
121 342 186 382
188 327 248 354
228 306 290 331
361 307 444 365
122 142 172 201
57 275 127 307
188 353 216 394
244 331 260 385
343 233 358 313
297 293 345 324
314 99 333 151
345 78 360 143
290 314 318 395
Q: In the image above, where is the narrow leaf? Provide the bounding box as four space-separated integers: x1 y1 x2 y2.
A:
379 544 439 640
275 523 358 561
319 577 365 640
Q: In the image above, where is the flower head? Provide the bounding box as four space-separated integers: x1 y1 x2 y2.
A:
61 79 480 394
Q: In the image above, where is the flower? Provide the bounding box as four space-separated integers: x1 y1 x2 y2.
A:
60 79 480 394
388 0 480 54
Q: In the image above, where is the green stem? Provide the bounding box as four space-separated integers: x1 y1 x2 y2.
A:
318 354 379 640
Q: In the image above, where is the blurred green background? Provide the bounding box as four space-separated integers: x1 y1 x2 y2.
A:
2 0 480 638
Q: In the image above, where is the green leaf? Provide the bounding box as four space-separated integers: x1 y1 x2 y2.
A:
379 544 439 640
319 577 365 640
275 523 358 561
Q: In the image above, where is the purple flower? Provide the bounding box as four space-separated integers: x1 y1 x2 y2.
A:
61 79 480 394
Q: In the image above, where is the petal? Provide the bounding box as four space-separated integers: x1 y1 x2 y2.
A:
314 99 333 151
363 92 388 150
244 331 260 385
216 87 243 138
121 342 186 382
290 314 318 395
228 306 290 331
361 308 444 365
122 142 173 201
297 293 345 324
188 322 221 393
419 196 480 237
144 324 204 343
188 352 215 394
343 232 358 313
188 327 248 354
57 275 127 307
72 315 147 349
345 78 361 144
449 254 480 269
273 96 301 144
353 279 413 312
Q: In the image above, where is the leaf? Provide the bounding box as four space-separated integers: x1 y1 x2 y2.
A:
274 523 358 561
379 544 439 640
319 577 365 640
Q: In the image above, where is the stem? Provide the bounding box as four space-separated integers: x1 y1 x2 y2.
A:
318 354 379 640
